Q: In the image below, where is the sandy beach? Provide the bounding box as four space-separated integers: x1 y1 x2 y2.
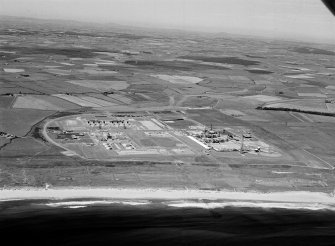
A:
1 187 335 208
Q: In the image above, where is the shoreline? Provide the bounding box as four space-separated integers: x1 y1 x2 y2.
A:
1 187 335 207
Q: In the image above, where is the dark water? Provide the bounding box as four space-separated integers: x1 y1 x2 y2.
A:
1 199 335 246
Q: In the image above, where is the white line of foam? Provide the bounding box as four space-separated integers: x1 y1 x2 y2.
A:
164 201 334 210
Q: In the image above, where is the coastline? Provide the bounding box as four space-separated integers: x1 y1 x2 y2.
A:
1 187 335 209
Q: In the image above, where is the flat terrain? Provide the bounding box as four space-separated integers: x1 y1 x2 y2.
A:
1 16 335 193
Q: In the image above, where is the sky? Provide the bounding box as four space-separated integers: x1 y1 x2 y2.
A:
0 0 335 43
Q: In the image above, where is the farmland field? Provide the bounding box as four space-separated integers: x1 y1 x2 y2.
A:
0 137 47 156
53 94 101 107
67 80 129 91
0 108 54 136
77 96 117 107
13 95 81 110
178 56 260 66
181 96 218 107
153 75 203 84
0 96 15 108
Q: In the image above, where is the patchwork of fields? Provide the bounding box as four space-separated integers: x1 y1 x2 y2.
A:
1 17 335 192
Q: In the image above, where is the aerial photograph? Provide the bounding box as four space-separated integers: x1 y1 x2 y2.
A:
0 0 335 245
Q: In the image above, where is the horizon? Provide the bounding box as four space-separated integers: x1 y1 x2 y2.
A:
1 14 335 47
0 0 335 44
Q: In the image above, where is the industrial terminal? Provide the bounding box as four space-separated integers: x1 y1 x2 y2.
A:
45 112 278 161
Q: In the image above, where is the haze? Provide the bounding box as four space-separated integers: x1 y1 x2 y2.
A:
0 0 335 43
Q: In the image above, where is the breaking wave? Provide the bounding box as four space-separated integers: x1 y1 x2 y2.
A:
2 199 335 245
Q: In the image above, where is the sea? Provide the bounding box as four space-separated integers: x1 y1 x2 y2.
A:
1 199 335 246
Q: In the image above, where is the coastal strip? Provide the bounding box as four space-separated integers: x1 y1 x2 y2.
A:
1 188 335 207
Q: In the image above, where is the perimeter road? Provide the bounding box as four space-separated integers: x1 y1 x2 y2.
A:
303 149 334 170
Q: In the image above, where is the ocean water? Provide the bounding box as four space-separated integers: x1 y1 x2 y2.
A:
1 199 335 246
